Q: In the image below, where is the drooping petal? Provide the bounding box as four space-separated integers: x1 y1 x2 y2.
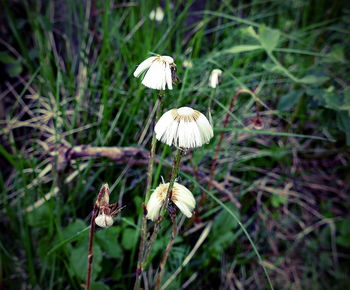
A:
165 62 173 90
133 56 157 78
172 183 196 218
154 107 213 149
146 187 165 221
195 113 214 145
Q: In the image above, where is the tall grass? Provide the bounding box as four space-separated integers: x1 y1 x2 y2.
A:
1 0 349 289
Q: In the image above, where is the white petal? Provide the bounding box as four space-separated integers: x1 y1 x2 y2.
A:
133 56 157 78
142 61 166 90
209 69 222 88
177 120 197 148
146 190 164 221
161 56 174 63
172 183 196 218
195 113 214 144
165 62 173 90
155 110 175 144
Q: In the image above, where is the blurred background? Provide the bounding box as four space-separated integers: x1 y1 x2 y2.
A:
0 0 349 289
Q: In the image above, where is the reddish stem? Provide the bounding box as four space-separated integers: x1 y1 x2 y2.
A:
85 184 109 290
204 89 255 200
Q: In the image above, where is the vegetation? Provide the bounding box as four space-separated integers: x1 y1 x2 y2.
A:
1 0 349 289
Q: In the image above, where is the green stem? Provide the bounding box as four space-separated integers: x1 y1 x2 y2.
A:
134 92 163 290
141 149 182 277
161 148 182 212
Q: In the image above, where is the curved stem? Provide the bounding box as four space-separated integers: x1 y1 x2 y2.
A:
207 89 255 193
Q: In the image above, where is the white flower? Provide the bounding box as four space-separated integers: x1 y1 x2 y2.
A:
149 7 164 22
209 69 222 88
133 55 175 90
155 107 214 148
95 213 114 228
146 182 196 221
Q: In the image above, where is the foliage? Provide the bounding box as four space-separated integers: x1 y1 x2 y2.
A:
0 0 349 289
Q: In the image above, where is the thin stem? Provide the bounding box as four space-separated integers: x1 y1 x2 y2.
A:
145 94 163 203
86 184 109 290
207 89 255 192
134 92 163 290
141 149 182 281
156 215 177 290
161 148 182 212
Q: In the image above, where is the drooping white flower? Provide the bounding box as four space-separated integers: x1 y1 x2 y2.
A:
149 7 164 22
95 213 114 228
146 182 196 221
133 55 175 90
209 69 222 88
155 107 214 148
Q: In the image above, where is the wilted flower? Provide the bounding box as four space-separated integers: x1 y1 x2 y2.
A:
209 69 222 88
94 183 124 228
146 182 196 221
133 55 176 90
149 7 164 22
95 213 114 228
155 106 214 148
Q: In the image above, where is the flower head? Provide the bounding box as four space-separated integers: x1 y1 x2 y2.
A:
95 213 114 228
146 182 196 221
155 107 214 148
133 55 176 90
209 69 222 88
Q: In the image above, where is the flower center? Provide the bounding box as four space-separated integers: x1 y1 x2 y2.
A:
171 107 201 122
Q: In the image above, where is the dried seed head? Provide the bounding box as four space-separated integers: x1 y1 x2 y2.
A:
95 213 114 228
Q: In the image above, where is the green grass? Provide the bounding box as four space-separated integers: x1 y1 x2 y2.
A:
1 0 350 289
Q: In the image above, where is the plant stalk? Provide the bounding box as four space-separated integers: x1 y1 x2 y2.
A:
155 214 177 290
140 149 182 283
85 204 98 290
205 89 255 196
134 92 163 290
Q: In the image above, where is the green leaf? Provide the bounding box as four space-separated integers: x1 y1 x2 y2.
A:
223 45 262 54
244 26 259 40
207 203 239 260
91 281 110 290
299 74 329 84
96 227 122 258
271 194 287 208
121 228 137 250
0 51 18 64
337 111 350 145
336 218 350 247
26 203 51 228
6 63 23 77
258 25 281 52
70 239 102 281
277 91 303 111
61 219 87 240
